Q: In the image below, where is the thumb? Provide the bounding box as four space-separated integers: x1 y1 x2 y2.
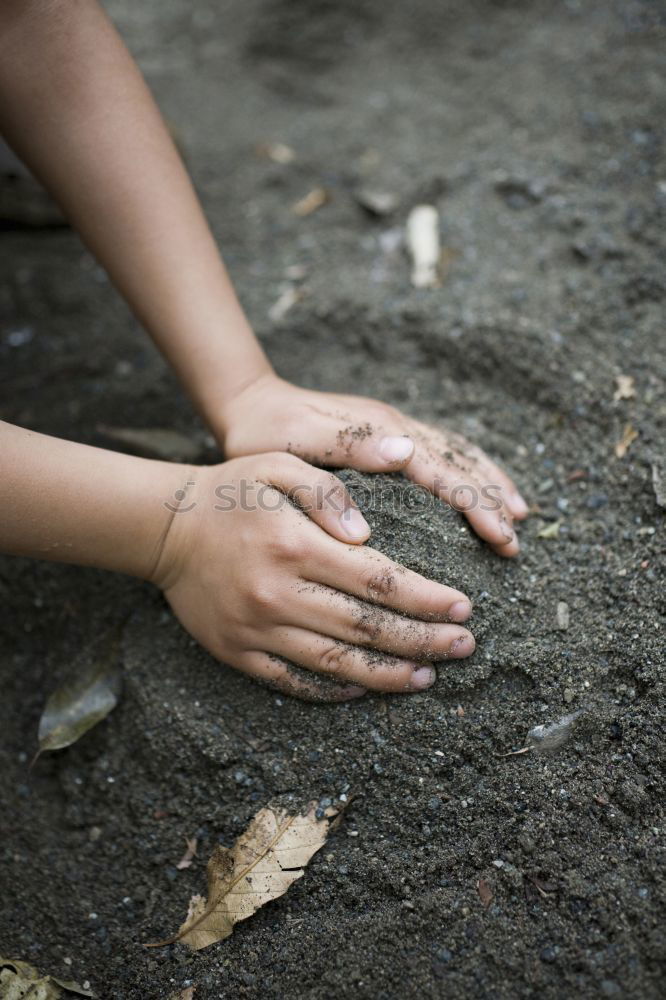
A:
290 418 415 472
258 454 372 544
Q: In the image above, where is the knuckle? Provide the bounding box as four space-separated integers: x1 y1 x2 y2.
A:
351 613 382 644
269 530 302 563
318 642 350 676
364 567 397 603
247 580 279 616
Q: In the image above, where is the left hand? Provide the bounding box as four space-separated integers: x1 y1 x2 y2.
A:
219 374 528 557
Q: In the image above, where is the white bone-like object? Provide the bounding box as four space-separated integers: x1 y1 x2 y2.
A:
406 204 440 288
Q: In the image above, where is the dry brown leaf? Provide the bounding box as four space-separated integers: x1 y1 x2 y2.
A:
477 878 493 909
176 837 198 871
292 188 329 217
0 957 95 997
613 374 635 401
615 423 639 458
149 802 342 951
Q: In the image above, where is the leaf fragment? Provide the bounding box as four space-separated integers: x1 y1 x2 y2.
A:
527 709 585 754
96 425 202 462
167 989 195 1000
292 188 329 217
36 627 123 757
537 519 561 539
613 374 635 401
651 460 666 508
268 285 303 323
149 802 343 951
614 423 638 459
176 837 198 871
0 957 95 998
255 141 295 164
477 878 493 909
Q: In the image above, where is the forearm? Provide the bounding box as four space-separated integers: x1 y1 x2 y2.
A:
0 421 191 581
0 0 270 433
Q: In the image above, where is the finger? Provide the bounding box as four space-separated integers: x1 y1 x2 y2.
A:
290 582 475 660
403 454 520 557
280 408 416 473
237 650 367 703
256 453 371 544
303 538 474 622
459 447 529 520
269 626 440 693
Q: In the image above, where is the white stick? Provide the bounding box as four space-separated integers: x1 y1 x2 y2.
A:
406 204 440 288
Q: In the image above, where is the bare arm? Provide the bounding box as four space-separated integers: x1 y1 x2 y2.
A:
0 420 187 579
0 0 270 426
0 0 528 556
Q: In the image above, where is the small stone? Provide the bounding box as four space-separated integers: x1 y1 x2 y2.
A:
556 601 570 630
540 946 557 963
600 981 621 997
436 947 452 963
427 796 441 812
563 688 575 704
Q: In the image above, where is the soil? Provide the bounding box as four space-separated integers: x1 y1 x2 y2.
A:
1 0 665 998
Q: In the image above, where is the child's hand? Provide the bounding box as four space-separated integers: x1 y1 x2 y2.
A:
152 453 475 702
219 375 529 558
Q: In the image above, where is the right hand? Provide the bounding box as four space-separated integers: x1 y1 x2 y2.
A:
153 454 476 702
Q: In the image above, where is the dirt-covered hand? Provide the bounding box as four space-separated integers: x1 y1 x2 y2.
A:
151 453 476 702
220 375 529 557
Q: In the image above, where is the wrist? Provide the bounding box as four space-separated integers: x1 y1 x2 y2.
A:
208 368 281 449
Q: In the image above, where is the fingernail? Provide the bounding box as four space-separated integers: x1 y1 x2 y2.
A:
410 665 436 690
510 491 529 517
450 634 475 657
379 435 414 464
340 506 370 541
499 516 514 543
449 600 472 622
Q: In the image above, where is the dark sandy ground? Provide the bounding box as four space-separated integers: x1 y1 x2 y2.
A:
1 0 665 997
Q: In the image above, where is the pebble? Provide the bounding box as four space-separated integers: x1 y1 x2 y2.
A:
540 946 557 963
557 601 570 630
563 688 575 704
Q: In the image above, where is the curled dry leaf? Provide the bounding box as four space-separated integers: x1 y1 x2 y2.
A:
614 423 638 459
405 204 441 288
96 426 202 463
36 626 123 759
613 374 635 401
149 802 343 951
0 957 95 998
292 188 329 217
176 837 198 871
